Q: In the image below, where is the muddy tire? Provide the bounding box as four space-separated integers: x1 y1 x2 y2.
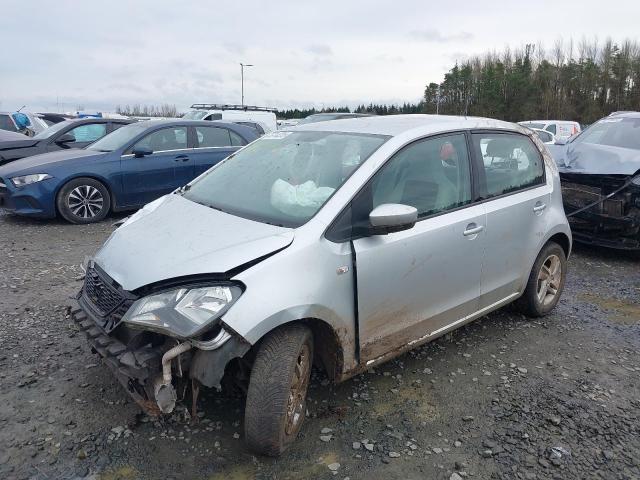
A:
244 324 313 456
516 241 567 317
57 177 111 224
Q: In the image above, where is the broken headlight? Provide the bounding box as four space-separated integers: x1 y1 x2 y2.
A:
122 284 242 338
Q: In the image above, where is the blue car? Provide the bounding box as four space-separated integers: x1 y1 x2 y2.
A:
0 120 258 223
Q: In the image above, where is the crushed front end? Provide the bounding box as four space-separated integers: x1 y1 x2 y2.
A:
560 173 640 250
72 262 250 416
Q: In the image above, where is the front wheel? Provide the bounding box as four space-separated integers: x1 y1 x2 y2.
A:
516 241 567 317
244 324 313 456
57 177 111 224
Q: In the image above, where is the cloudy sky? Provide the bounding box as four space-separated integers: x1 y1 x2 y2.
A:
1 0 639 113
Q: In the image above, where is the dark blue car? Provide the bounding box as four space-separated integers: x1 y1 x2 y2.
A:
0 120 258 223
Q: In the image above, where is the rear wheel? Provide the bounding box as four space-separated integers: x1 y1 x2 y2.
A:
57 177 111 224
244 324 313 456
516 241 567 317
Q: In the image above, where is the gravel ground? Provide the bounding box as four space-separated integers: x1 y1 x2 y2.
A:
1 210 639 480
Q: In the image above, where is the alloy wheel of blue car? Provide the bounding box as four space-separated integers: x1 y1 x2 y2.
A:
56 177 111 224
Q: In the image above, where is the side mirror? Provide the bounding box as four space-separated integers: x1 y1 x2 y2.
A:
132 146 153 158
554 138 568 146
56 133 75 144
369 203 418 235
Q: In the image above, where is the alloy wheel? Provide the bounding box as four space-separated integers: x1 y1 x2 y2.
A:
536 254 562 307
284 344 311 436
67 185 104 219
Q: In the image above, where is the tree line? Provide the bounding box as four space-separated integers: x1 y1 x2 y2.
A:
277 38 640 124
423 38 640 124
115 103 178 117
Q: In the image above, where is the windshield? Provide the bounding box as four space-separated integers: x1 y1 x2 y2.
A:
86 122 148 152
183 131 389 227
576 117 640 150
182 110 206 120
33 120 72 139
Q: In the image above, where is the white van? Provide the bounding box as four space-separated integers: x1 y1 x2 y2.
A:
183 104 277 135
518 120 580 141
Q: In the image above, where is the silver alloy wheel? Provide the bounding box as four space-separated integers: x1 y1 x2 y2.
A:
67 185 104 219
536 254 562 307
284 343 310 436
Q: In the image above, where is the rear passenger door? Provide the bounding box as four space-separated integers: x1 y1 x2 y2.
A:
192 125 245 175
471 131 550 309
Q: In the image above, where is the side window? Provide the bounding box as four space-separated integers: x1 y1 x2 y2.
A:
545 124 557 135
473 133 544 198
131 127 188 153
370 134 472 218
0 114 16 132
204 114 222 121
67 123 107 143
195 126 232 147
229 130 246 146
536 130 552 143
110 123 127 132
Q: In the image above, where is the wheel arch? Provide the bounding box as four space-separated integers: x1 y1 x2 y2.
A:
54 174 116 215
248 318 345 383
548 232 571 259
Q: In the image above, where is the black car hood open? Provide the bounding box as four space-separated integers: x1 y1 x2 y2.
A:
0 138 38 151
548 142 640 176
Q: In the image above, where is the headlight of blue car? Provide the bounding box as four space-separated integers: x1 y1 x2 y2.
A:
11 173 52 187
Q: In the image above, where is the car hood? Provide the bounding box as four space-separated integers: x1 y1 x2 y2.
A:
0 149 103 175
548 142 640 176
0 138 36 149
94 194 294 291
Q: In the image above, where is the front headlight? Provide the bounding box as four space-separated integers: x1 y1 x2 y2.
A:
122 284 242 338
11 173 52 187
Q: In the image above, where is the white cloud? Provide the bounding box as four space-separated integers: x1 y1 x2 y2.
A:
0 0 639 113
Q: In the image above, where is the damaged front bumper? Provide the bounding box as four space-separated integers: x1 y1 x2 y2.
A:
560 173 640 250
71 267 251 416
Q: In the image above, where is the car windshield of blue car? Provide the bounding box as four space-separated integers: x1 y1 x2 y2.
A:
577 117 640 150
86 122 149 152
182 131 389 227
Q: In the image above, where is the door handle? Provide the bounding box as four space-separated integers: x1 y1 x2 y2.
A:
463 223 484 236
533 202 547 213
174 155 189 162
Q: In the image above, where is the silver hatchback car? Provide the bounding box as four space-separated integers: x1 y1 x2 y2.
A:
72 115 571 455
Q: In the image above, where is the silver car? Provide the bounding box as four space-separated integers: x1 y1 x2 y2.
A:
71 115 571 455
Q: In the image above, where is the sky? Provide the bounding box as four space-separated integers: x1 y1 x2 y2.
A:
1 0 640 114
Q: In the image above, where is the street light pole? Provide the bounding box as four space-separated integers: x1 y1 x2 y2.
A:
240 63 254 107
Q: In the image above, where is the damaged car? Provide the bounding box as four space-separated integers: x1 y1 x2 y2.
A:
548 111 640 250
71 115 571 455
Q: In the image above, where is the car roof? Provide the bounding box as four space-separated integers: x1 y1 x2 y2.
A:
290 114 524 137
137 119 251 127
521 120 578 124
606 111 640 119
132 119 259 139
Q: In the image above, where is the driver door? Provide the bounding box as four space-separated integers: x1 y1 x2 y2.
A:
120 126 192 206
352 133 486 363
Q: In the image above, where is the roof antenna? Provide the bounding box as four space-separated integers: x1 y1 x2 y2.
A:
17 105 26 112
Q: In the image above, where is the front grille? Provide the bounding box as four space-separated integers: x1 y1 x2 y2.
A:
84 266 124 315
81 265 136 333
